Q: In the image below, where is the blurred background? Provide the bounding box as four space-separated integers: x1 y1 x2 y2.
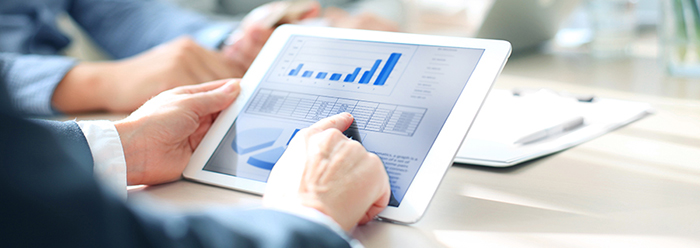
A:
60 0 700 100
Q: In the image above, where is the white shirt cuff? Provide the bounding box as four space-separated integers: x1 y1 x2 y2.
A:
77 120 127 201
267 205 364 248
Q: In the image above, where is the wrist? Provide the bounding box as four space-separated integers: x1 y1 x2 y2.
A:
299 195 354 232
113 119 144 185
52 63 111 113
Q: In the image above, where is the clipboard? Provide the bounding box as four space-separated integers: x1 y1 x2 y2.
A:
454 89 653 167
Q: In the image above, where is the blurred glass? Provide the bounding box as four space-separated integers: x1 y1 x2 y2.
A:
661 0 700 77
587 0 638 58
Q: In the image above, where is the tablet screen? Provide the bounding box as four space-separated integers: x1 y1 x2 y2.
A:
203 35 483 206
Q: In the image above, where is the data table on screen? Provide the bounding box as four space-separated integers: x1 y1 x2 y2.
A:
245 89 427 136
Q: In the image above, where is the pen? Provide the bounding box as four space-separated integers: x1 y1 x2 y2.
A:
514 116 584 145
512 88 596 102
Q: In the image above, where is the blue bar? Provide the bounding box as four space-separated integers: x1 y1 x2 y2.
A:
374 53 401 86
358 71 371 84
330 73 342 81
289 64 303 76
359 59 382 84
344 67 362 82
286 129 301 146
302 71 313 78
316 72 328 79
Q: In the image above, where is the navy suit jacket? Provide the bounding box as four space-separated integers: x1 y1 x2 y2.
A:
0 68 349 247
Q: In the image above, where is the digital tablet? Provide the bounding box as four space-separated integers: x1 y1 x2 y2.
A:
184 25 511 223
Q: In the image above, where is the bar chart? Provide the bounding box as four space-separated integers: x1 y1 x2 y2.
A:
286 52 402 86
266 36 417 95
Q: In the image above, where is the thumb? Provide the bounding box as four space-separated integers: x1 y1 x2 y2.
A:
359 185 391 225
184 79 241 117
244 24 273 44
172 79 233 94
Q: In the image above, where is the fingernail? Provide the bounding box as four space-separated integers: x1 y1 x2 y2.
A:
224 79 240 93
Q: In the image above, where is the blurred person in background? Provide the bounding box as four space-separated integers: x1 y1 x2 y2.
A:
162 0 403 32
0 0 317 116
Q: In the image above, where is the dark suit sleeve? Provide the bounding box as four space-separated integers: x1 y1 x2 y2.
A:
0 109 349 247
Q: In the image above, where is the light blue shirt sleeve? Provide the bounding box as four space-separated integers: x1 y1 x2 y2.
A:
67 0 236 59
0 53 77 116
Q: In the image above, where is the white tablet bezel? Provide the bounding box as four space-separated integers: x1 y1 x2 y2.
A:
183 25 511 223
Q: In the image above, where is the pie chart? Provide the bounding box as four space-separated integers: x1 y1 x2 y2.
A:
247 147 287 170
232 128 296 170
232 128 283 154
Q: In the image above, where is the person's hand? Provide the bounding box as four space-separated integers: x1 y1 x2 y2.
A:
264 113 391 232
53 37 239 113
113 79 240 185
220 1 320 77
219 26 274 78
324 7 399 32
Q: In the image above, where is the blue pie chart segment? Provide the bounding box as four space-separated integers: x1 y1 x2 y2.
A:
247 147 287 170
232 128 283 155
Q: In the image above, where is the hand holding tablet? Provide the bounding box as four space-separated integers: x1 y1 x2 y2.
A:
114 79 241 185
184 25 511 223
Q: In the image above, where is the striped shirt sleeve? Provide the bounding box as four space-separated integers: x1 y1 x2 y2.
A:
68 0 235 59
0 53 76 116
